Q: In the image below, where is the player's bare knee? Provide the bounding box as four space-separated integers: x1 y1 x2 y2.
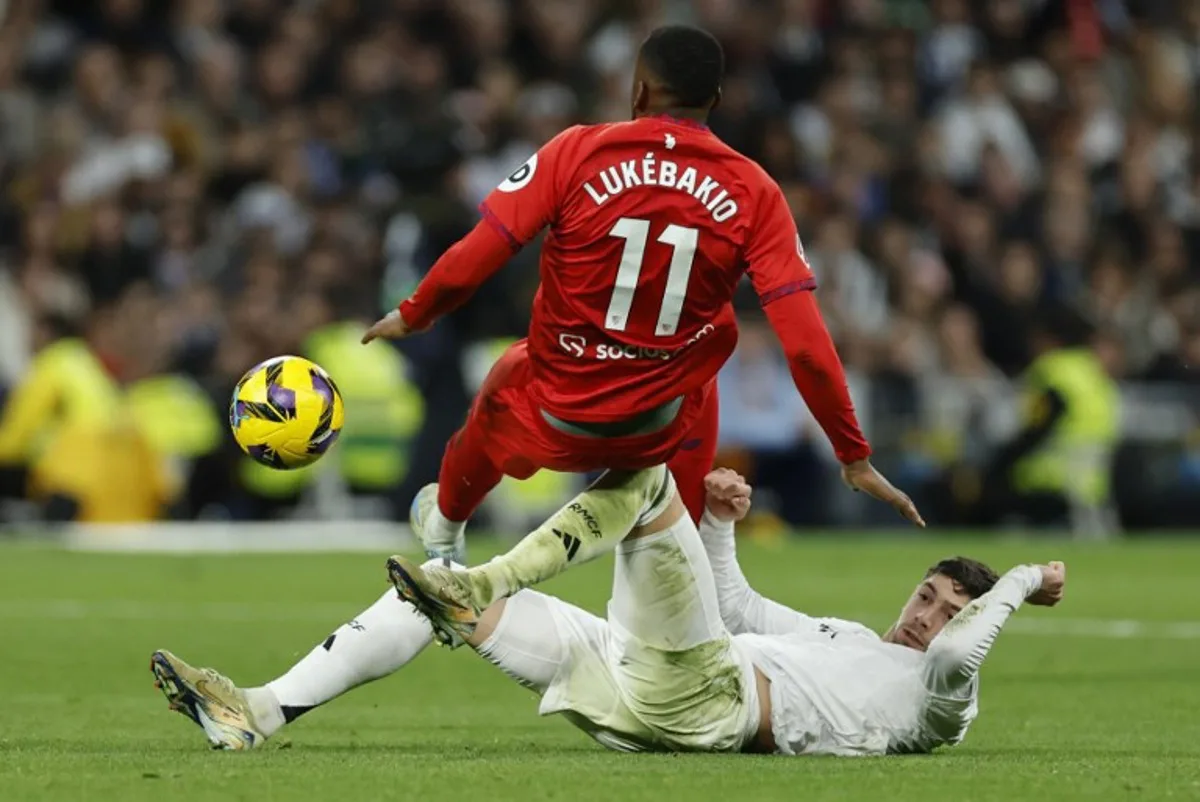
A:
466 597 508 648
628 489 686 540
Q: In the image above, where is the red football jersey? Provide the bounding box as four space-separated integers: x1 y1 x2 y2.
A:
479 115 816 423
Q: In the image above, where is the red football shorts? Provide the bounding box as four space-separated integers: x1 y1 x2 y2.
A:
438 340 718 522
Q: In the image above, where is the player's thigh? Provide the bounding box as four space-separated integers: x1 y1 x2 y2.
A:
606 508 757 751
483 591 664 751
453 344 546 480
666 383 719 522
608 498 726 653
474 589 605 694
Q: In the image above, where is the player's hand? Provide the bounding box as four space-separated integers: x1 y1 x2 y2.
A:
1028 561 1066 607
362 309 414 344
840 460 926 528
704 468 752 523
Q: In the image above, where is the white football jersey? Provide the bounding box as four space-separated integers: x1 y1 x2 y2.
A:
734 625 972 755
698 513 1042 756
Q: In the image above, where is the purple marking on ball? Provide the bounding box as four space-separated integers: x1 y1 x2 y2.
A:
268 383 297 417
248 444 285 469
309 429 339 455
310 370 334 407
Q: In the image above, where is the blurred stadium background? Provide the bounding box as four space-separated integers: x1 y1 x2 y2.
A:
4 4 1200 800
0 0 1197 540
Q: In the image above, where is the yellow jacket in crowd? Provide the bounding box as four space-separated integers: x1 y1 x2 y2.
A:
0 338 176 522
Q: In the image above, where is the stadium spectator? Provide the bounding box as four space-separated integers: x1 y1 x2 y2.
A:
980 305 1120 534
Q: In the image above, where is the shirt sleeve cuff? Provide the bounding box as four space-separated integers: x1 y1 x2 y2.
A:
1008 565 1044 599
397 299 427 332
835 443 872 465
700 508 736 538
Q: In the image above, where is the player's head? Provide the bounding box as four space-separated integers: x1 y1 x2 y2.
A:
885 557 999 651
632 25 724 120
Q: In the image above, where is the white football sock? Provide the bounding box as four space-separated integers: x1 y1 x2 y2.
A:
246 588 434 736
465 467 674 608
424 503 467 552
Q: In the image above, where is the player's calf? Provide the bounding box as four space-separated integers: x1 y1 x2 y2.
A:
467 466 673 606
391 467 675 634
152 588 441 749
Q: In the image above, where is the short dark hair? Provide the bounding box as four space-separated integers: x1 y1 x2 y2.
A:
638 25 724 108
926 557 999 599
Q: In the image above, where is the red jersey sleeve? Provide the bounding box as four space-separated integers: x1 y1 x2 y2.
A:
397 127 584 331
762 291 872 464
478 126 582 247
745 181 871 464
743 182 817 303
397 221 513 331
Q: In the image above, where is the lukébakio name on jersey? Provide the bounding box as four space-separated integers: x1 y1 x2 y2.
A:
582 152 739 222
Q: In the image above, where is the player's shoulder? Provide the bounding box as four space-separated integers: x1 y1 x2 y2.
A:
722 146 783 199
559 119 656 149
583 120 776 177
546 120 667 172
674 127 782 205
553 121 624 147
562 118 732 153
552 123 596 142
541 122 627 169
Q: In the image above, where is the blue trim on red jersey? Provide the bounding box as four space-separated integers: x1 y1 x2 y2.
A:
478 203 522 252
759 278 818 306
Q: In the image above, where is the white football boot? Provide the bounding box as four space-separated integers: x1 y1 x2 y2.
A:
150 650 268 750
409 483 467 565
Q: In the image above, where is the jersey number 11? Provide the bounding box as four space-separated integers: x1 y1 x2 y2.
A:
605 217 698 338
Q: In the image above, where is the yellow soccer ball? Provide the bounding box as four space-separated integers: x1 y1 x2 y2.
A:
229 355 345 469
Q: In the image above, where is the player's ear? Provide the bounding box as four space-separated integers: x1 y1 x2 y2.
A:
632 80 649 117
709 87 722 113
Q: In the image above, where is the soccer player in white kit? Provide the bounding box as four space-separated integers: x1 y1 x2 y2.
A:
151 466 1065 755
387 466 1067 756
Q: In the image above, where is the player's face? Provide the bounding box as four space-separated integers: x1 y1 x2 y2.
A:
888 573 973 652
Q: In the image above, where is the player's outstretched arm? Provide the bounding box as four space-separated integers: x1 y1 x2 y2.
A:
362 221 513 343
757 291 924 526
923 562 1066 698
698 469 826 636
743 185 922 527
364 126 580 344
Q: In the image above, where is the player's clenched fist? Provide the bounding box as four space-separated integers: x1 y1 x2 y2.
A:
704 468 752 522
1028 561 1066 607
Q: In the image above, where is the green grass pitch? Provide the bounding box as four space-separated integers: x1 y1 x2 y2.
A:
2 536 1199 802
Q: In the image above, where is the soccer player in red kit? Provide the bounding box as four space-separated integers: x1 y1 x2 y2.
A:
364 26 923 563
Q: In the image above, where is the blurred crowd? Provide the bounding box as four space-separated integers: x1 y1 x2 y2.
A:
0 0 1197 528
